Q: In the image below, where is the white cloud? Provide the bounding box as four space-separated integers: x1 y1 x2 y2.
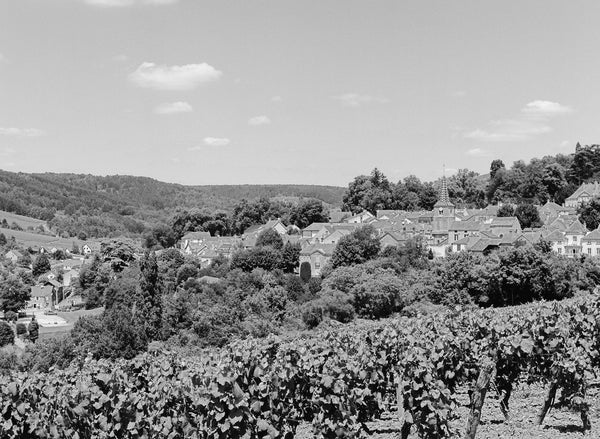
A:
464 100 573 142
0 53 5 63
0 127 45 138
333 93 389 108
84 0 178 7
154 101 193 115
187 138 230 151
129 62 221 91
559 140 571 149
521 100 572 117
271 96 282 103
248 115 271 126
450 90 467 98
204 137 230 146
466 147 490 157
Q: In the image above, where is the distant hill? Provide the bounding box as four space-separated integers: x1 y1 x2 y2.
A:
0 170 345 238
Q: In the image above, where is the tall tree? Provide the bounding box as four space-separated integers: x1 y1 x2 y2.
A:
32 253 51 277
578 199 600 231
331 225 381 268
514 204 542 229
0 274 30 313
489 159 505 180
135 252 163 340
342 168 394 214
289 199 329 228
279 241 301 273
256 229 284 250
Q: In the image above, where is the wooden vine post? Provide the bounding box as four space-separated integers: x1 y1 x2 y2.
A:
465 360 495 439
536 381 557 426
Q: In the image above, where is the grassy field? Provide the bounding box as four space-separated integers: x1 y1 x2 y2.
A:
0 210 47 230
0 227 86 251
34 308 104 340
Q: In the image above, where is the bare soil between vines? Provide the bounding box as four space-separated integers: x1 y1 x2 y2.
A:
296 383 600 438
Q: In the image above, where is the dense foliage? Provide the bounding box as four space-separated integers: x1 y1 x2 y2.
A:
341 143 600 214
0 170 342 239
2 293 600 438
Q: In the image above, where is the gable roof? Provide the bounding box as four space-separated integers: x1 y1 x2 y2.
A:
303 222 330 232
566 219 587 235
566 182 600 201
379 231 405 243
181 231 212 241
243 219 285 236
469 238 500 253
544 230 566 242
31 285 54 298
300 243 336 256
583 229 600 242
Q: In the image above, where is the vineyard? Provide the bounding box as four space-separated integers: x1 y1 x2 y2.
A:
1 294 600 438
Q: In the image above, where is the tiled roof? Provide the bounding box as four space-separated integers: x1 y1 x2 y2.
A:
583 229 600 242
303 222 330 231
182 231 211 241
566 182 600 200
490 217 519 226
566 220 587 235
453 236 471 245
469 238 500 252
300 243 336 256
31 285 53 298
544 230 566 242
449 220 481 231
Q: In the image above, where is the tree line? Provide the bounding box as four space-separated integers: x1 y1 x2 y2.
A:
341 143 600 214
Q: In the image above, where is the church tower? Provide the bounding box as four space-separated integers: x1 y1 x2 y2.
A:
432 176 454 244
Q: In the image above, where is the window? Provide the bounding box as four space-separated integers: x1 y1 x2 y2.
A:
558 248 562 254
588 248 592 255
573 236 578 243
454 234 459 241
597 248 600 255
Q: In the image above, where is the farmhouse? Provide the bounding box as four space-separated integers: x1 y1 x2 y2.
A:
564 181 600 207
4 249 23 264
29 285 55 309
299 243 335 277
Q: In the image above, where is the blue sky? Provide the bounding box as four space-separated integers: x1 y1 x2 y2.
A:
0 0 598 185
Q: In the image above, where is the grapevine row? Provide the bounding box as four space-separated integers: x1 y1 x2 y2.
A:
1 293 599 438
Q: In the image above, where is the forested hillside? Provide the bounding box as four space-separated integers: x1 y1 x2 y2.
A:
0 170 344 238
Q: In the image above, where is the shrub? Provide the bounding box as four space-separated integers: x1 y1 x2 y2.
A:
230 247 280 272
0 321 15 347
4 311 17 323
351 280 397 319
319 290 355 323
301 302 323 329
16 323 27 336
300 262 312 282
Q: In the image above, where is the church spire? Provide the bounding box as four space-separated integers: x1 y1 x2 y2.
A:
434 175 454 207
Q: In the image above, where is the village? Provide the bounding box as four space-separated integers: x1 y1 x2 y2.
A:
0 176 596 334
180 178 600 276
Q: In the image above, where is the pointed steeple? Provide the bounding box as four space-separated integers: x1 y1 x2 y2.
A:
434 176 454 207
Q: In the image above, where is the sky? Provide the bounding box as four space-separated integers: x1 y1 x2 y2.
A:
0 1 599 186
